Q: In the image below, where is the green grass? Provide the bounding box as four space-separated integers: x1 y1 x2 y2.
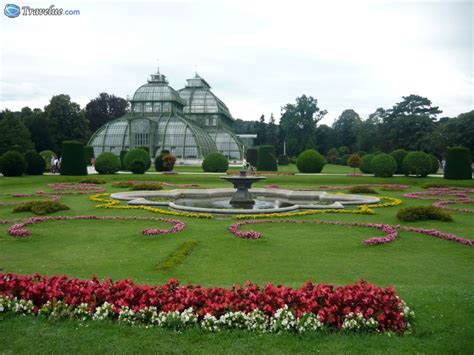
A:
0 172 473 354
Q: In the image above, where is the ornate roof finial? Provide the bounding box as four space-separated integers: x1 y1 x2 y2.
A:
156 59 160 74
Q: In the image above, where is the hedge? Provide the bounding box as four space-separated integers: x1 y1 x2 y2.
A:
428 154 439 174
60 141 87 176
257 145 277 171
359 154 375 174
202 152 229 172
246 147 258 168
95 152 121 174
123 148 151 172
402 151 432 177
296 149 325 173
278 155 290 165
84 145 95 166
119 150 128 169
390 149 409 174
24 151 46 175
371 153 397 178
444 146 472 180
0 150 26 177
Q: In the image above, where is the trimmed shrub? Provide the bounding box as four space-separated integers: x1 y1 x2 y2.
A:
347 154 361 172
278 154 290 166
95 152 121 174
202 152 229 172
0 151 27 177
397 206 452 222
246 147 258 168
24 151 46 175
257 145 277 171
154 150 171 172
444 146 472 180
137 146 150 153
119 150 128 169
428 154 440 174
123 148 151 172
60 141 87 176
39 150 56 171
79 177 106 184
130 159 146 174
296 149 325 173
162 154 176 171
359 154 375 174
347 185 378 194
371 153 397 178
403 151 432 177
156 240 198 272
130 182 163 191
390 149 409 174
13 200 70 215
84 146 94 165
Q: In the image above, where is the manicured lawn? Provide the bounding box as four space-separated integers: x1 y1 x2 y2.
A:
0 171 473 354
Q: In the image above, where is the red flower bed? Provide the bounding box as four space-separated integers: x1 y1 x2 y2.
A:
0 273 412 333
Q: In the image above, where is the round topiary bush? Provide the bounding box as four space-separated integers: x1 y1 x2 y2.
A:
162 154 176 171
202 152 229 172
359 154 375 174
39 150 56 171
397 206 452 222
370 154 397 178
296 149 325 173
390 149 409 174
95 152 121 174
84 145 95 166
444 146 472 180
257 145 277 171
61 140 87 176
24 151 46 175
246 147 258 168
130 159 146 174
154 150 171 172
278 154 290 166
428 154 440 174
0 150 27 177
402 151 432 177
119 150 128 169
123 148 151 172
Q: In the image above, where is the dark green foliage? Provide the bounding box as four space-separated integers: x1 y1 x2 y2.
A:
13 200 70 215
403 151 432 177
390 149 409 174
123 148 151 171
397 206 452 222
347 154 361 169
246 147 258 167
156 240 198 272
24 151 46 175
296 149 325 173
257 145 277 171
137 146 150 153
371 154 397 178
277 155 290 165
94 152 121 174
60 141 87 176
84 146 95 165
359 154 375 174
428 154 440 174
202 152 229 172
0 112 34 155
85 93 129 132
39 150 56 171
154 150 171 172
119 150 128 169
444 146 472 180
130 182 163 191
0 151 27 177
79 177 106 184
347 186 378 194
130 159 146 174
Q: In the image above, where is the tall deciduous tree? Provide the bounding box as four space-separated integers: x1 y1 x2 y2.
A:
332 109 362 151
280 95 327 156
85 93 129 132
385 94 442 122
20 107 54 152
266 113 279 148
45 95 90 152
0 111 34 155
255 114 267 146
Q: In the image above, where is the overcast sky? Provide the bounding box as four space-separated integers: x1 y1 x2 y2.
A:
0 0 472 125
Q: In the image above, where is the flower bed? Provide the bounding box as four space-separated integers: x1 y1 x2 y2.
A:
112 181 200 189
225 171 295 176
229 220 398 245
404 187 474 213
7 215 185 237
0 273 414 334
90 193 212 219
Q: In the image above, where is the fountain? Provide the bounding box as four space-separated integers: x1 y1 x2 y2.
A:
219 169 266 208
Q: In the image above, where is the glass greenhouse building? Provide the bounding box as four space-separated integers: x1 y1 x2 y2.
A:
89 68 246 163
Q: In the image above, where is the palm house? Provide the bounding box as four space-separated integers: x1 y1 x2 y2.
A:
88 68 243 163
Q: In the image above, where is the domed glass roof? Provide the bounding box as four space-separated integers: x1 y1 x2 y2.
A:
132 69 185 105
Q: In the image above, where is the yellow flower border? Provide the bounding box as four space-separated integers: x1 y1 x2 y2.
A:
89 194 213 219
360 196 402 209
